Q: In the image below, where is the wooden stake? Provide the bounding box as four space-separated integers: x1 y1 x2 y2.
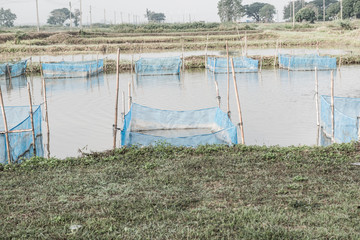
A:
213 57 216 75
40 64 50 159
214 80 221 108
128 82 132 111
316 41 320 56
0 87 11 164
244 31 248 57
113 48 120 149
339 56 342 70
226 41 230 117
205 34 209 69
27 82 36 156
274 40 278 68
315 67 320 127
122 91 125 121
231 58 245 145
331 70 335 143
181 37 185 71
260 56 263 73
6 64 12 83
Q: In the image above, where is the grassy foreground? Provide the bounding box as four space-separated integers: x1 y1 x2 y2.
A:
1 143 360 239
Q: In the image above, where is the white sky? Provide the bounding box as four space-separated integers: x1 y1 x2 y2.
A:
0 0 290 25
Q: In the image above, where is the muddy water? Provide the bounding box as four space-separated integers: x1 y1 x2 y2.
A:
0 66 359 159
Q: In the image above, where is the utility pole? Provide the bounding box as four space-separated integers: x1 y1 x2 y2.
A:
69 2 72 30
104 9 106 24
340 0 343 20
120 12 123 23
89 5 92 28
323 0 325 21
80 0 83 30
36 0 40 32
114 11 116 25
292 0 295 28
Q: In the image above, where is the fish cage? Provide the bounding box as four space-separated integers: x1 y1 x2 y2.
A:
0 105 43 164
42 59 103 79
279 54 336 71
207 57 258 73
135 57 182 75
121 103 238 147
320 95 360 145
0 60 28 78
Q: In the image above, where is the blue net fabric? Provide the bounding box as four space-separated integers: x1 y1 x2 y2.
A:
0 105 43 164
279 54 336 71
121 103 238 147
320 95 360 144
135 57 182 75
207 57 258 73
0 60 28 78
42 59 103 78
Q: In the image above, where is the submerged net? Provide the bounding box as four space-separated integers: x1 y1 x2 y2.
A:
320 95 360 144
279 54 336 71
42 59 103 78
121 103 238 147
0 60 28 78
0 105 43 164
135 57 182 75
207 57 258 73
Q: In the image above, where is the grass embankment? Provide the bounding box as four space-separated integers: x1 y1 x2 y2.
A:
1 21 360 57
1 143 360 238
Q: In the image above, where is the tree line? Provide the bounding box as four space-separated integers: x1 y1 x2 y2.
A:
218 0 360 23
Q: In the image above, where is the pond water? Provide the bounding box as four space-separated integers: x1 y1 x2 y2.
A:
11 48 350 63
0 65 359 159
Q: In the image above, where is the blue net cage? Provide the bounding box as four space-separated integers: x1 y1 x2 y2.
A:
207 57 258 73
0 60 28 78
0 105 43 164
42 59 103 79
121 103 238 147
135 57 182 75
320 95 360 144
279 54 336 71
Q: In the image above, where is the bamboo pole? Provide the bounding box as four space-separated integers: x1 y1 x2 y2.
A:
214 80 221 108
244 31 248 57
40 63 50 159
274 40 278 69
113 48 120 149
226 41 230 118
122 91 125 121
0 87 11 163
231 58 245 145
0 129 32 134
339 56 342 70
27 82 36 156
6 64 12 83
331 70 335 143
315 67 320 127
316 41 320 56
181 37 185 71
128 82 132 111
260 56 263 73
205 34 209 69
213 57 216 76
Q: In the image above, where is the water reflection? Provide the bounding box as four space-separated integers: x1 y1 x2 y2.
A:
136 74 181 88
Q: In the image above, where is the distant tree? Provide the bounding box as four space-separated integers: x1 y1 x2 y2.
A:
145 9 166 23
283 0 304 21
295 7 316 23
0 8 17 27
308 0 337 20
342 0 360 19
244 2 266 22
326 2 340 20
217 0 244 22
259 4 276 22
47 8 71 25
73 9 80 26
